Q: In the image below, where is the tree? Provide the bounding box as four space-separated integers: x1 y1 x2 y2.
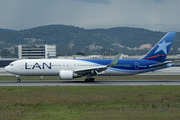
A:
76 52 85 56
0 49 12 58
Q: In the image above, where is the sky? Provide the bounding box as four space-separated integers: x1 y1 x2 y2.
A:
0 0 180 32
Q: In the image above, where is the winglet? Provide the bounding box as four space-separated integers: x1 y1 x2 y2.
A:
107 53 121 67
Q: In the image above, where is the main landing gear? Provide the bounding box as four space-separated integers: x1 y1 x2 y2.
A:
85 78 94 82
85 73 95 82
16 75 21 82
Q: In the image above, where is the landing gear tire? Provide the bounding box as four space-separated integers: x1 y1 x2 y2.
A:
17 79 21 82
90 78 94 82
85 78 94 82
85 79 88 82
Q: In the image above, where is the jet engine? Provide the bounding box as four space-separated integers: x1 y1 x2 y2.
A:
59 70 82 80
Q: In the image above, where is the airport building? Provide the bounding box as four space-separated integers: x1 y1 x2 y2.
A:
18 44 56 59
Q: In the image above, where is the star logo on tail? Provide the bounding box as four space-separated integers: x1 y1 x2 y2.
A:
154 40 171 55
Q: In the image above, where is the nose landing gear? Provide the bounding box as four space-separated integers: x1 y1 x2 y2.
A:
16 75 21 82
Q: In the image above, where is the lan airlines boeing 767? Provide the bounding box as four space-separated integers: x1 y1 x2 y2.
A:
5 32 176 82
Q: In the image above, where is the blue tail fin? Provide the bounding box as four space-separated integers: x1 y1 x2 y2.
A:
142 32 176 62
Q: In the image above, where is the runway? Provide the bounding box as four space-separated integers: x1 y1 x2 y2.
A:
1 67 180 86
0 80 180 86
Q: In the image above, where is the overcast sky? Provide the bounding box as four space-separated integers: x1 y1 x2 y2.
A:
0 0 180 32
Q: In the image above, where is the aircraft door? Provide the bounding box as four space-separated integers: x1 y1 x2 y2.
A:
135 62 139 69
19 62 24 70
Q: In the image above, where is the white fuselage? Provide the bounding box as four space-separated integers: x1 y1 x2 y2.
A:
5 59 170 78
5 59 116 76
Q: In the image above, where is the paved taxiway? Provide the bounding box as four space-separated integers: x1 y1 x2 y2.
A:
0 80 180 86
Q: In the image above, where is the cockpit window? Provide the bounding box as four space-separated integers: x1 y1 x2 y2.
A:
10 64 14 66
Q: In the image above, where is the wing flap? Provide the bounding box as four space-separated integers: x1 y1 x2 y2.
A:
74 66 107 75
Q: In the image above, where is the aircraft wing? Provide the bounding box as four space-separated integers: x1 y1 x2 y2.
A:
149 61 172 68
74 53 122 75
74 66 107 75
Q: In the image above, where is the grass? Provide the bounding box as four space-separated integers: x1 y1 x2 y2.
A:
1 75 180 119
0 86 180 119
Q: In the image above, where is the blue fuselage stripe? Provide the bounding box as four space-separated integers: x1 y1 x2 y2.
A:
78 59 159 71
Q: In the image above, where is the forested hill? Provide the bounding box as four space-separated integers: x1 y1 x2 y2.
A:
0 24 180 56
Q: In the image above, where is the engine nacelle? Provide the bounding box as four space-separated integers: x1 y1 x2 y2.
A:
59 70 73 80
59 70 82 80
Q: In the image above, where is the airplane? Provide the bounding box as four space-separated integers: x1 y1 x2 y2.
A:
5 32 176 82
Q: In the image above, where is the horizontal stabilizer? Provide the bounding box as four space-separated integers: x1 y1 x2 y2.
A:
149 61 172 68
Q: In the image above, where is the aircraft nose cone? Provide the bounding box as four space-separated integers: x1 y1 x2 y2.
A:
5 66 10 72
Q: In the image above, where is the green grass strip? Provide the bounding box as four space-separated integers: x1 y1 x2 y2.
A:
0 86 180 119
